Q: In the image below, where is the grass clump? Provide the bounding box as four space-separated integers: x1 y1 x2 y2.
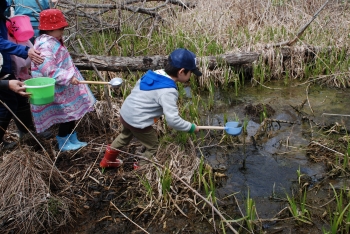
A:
0 147 72 233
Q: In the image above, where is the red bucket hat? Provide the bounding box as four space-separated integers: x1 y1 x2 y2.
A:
38 9 69 30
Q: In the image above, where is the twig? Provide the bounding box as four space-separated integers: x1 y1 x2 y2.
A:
231 193 250 233
81 143 103 182
0 100 48 157
310 141 344 156
97 216 112 222
322 113 350 118
211 196 216 232
306 83 314 114
34 0 43 11
251 78 282 90
273 206 289 219
88 175 101 185
319 197 335 208
110 201 150 234
168 195 188 217
81 165 92 182
53 0 61 9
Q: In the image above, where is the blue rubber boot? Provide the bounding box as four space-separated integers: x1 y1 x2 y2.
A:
56 135 81 152
69 132 88 147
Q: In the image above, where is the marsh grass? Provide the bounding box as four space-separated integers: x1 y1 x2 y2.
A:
259 104 268 122
71 0 350 90
158 166 172 201
324 184 350 234
296 165 305 185
196 155 217 205
226 189 258 232
245 189 257 232
207 79 215 110
286 189 312 225
137 174 153 198
243 116 249 134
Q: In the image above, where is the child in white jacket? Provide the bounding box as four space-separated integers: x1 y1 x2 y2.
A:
100 48 202 169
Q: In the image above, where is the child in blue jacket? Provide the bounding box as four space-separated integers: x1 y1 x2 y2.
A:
99 48 202 169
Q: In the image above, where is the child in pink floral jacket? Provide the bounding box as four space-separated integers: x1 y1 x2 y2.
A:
31 9 96 152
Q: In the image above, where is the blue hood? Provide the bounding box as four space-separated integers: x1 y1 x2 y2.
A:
140 70 177 91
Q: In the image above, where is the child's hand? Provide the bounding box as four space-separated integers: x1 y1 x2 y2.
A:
194 125 200 132
71 77 79 85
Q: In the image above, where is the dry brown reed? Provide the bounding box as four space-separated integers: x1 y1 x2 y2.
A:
184 0 348 83
79 99 122 136
167 0 349 51
73 0 350 51
63 0 349 87
157 141 199 183
127 140 200 202
0 146 72 234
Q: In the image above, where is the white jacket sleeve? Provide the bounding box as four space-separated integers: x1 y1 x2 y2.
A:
158 91 192 132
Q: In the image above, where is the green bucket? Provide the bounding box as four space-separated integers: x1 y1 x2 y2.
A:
24 77 55 105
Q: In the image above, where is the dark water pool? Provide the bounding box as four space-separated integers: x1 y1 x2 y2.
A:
197 81 349 223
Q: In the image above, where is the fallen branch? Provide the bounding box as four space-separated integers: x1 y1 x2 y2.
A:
322 113 350 118
71 46 333 72
59 0 197 20
268 0 330 48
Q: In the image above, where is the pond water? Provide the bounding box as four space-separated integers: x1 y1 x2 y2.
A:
195 80 350 231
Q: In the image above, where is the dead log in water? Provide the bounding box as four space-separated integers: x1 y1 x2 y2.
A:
71 46 331 72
